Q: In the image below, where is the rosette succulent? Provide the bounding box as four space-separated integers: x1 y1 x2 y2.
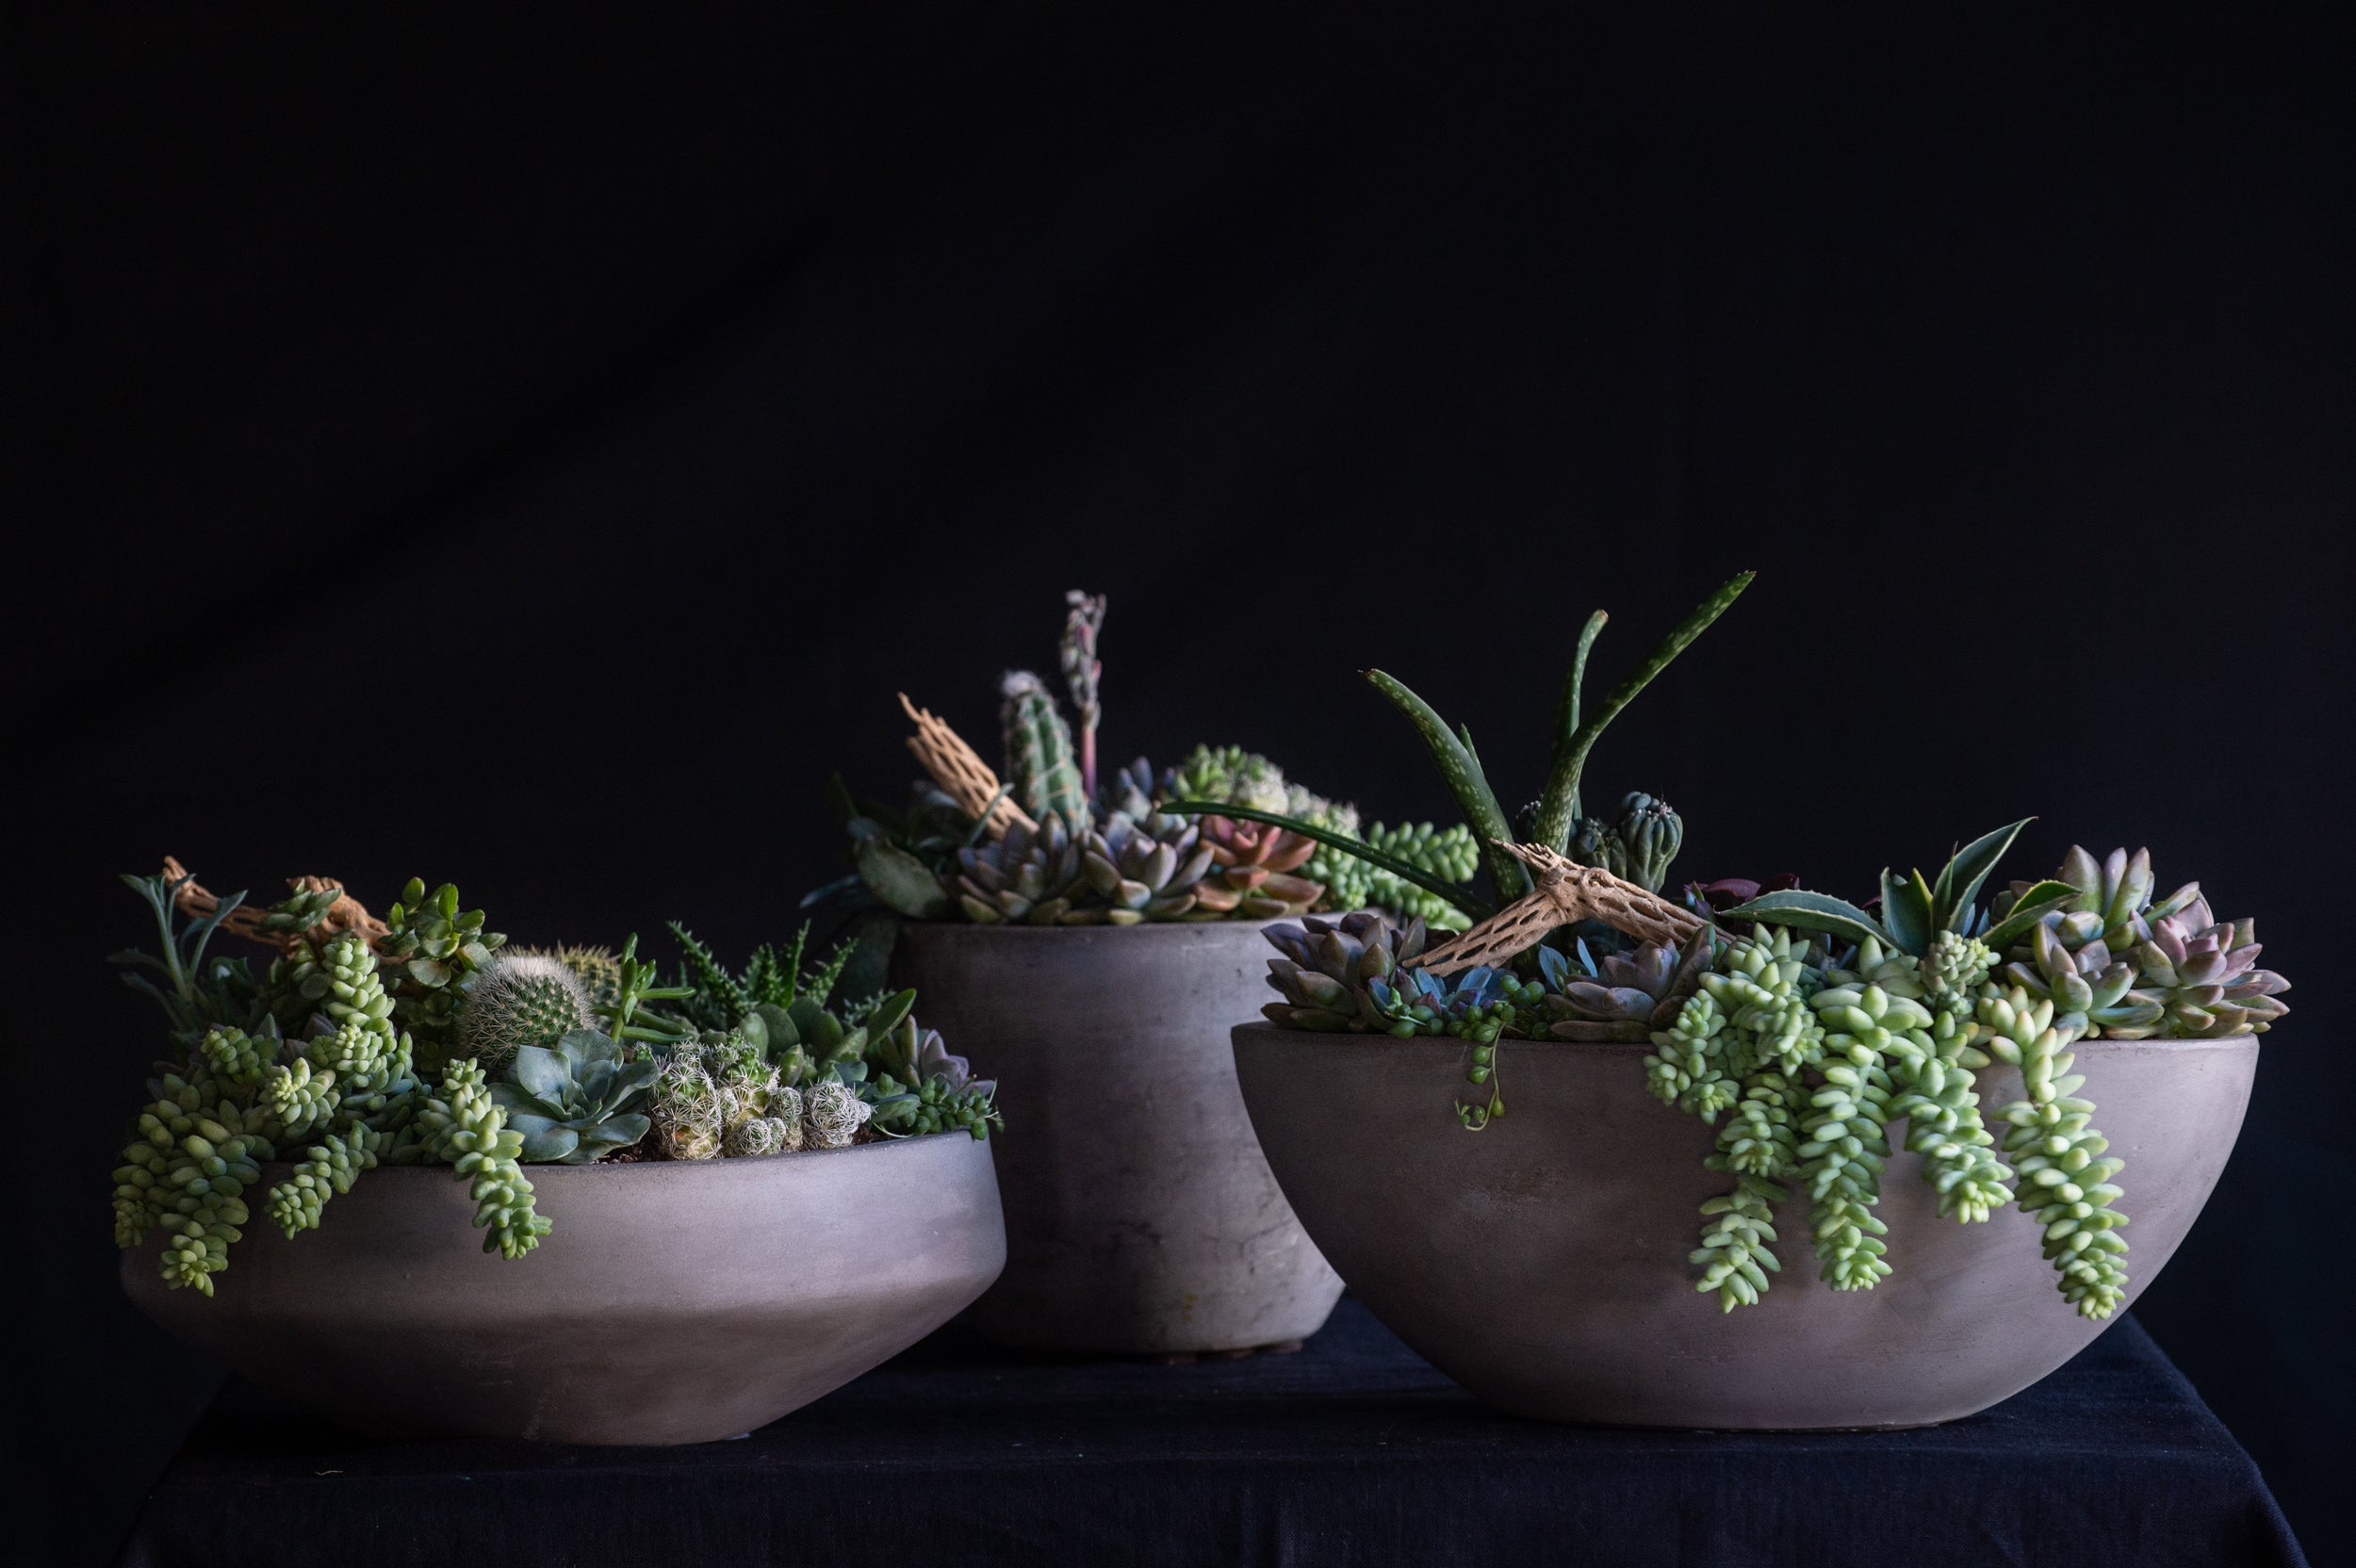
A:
1992 847 2289 1039
491 1031 657 1163
1538 932 1714 1043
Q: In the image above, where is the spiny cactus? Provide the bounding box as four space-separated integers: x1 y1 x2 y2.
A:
454 954 596 1073
650 1051 723 1161
514 944 626 1010
1002 670 1088 825
804 1079 872 1150
1569 792 1685 895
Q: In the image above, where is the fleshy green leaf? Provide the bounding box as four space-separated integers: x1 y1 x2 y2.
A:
1931 819 2032 931
1716 890 1889 948
1880 868 1932 956
511 1045 570 1104
1982 880 2080 951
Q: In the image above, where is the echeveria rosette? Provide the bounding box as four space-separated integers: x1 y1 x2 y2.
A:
1260 911 1428 1032
1087 810 1220 922
947 811 1091 924
1544 931 1715 1043
2000 923 2164 1039
2133 903 2289 1037
867 1016 1002 1140
1997 846 2290 1038
491 1031 657 1164
1192 814 1324 919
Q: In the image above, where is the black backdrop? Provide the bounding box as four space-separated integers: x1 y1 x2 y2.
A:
10 6 2351 1563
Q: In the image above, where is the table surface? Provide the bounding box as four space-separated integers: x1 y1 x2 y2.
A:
121 1298 2306 1568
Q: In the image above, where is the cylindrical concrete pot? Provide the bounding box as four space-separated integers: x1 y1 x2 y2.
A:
1234 1021 2257 1429
896 922 1343 1354
122 1132 1005 1445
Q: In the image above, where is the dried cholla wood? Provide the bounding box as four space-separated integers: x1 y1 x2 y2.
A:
898 693 1035 840
163 856 391 954
1416 841 1708 976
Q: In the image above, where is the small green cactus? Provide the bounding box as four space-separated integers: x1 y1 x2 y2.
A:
454 955 596 1073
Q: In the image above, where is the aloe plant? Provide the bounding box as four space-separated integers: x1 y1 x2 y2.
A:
1167 573 1755 920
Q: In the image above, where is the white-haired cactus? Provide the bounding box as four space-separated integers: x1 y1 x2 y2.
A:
650 1051 723 1161
803 1079 872 1150
455 955 595 1073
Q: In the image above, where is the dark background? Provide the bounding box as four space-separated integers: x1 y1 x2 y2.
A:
9 5 2350 1563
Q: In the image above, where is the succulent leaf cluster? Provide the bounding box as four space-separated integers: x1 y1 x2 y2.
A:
490 1032 656 1163
110 883 559 1293
376 880 505 1063
1991 847 2290 1039
1978 988 2130 1318
639 932 1000 1153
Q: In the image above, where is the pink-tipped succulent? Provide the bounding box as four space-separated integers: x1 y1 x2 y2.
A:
1999 847 2290 1038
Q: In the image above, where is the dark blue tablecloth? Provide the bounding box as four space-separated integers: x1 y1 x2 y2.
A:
120 1298 2305 1568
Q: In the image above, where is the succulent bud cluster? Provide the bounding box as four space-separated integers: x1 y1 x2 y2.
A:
1568 792 1686 895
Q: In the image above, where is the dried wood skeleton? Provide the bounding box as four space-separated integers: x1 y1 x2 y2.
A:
898 693 1034 839
1415 841 1707 975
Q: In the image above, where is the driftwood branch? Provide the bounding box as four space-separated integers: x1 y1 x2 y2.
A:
164 855 390 954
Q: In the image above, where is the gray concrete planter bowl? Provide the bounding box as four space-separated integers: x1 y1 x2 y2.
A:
896 921 1343 1355
122 1131 1006 1445
1233 1021 2257 1429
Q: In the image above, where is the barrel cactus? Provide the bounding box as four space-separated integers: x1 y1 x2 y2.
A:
455 955 596 1073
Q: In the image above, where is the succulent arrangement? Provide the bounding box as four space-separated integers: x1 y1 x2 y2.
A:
1256 580 2291 1322
818 591 1485 941
109 863 1001 1297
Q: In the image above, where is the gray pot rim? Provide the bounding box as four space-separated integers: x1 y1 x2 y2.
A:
1230 1018 2262 1053
246 1130 979 1181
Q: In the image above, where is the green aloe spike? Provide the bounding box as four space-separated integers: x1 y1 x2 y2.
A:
1534 573 1753 854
